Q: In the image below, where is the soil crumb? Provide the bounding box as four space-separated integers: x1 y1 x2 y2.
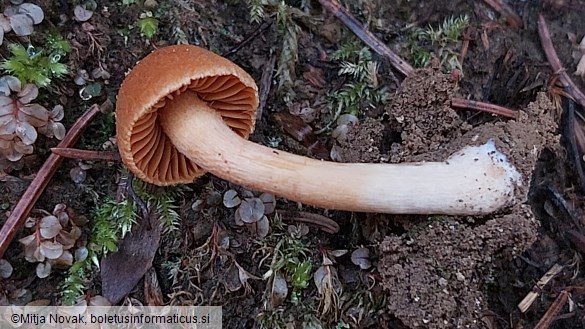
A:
334 117 384 163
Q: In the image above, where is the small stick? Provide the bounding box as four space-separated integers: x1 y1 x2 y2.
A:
451 97 518 119
222 20 273 58
0 104 101 258
458 28 471 66
562 99 585 193
537 14 585 109
518 263 564 313
482 0 523 28
317 0 413 76
50 148 120 162
276 209 340 233
256 51 277 122
534 290 570 329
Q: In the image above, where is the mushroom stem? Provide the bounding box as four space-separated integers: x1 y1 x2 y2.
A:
159 91 522 215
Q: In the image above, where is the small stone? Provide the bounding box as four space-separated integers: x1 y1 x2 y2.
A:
456 272 465 281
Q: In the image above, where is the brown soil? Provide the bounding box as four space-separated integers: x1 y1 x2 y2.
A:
335 117 384 163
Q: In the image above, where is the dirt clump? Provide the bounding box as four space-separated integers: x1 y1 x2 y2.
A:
379 209 538 328
377 68 559 328
433 92 560 201
333 117 384 163
386 68 471 163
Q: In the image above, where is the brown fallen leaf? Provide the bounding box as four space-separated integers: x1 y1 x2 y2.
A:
302 65 326 88
101 211 161 304
272 112 330 160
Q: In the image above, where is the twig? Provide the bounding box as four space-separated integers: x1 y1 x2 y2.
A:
317 0 413 76
482 0 523 28
458 28 472 66
537 14 585 109
534 290 570 329
222 20 273 58
562 98 585 193
276 209 340 233
451 97 518 119
50 148 120 162
257 51 277 122
0 104 101 258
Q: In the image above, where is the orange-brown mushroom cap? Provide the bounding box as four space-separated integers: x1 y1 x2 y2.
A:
115 44 259 186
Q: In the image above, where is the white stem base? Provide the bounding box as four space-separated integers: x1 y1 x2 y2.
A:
158 92 522 215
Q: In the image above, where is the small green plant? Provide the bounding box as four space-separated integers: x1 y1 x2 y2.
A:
136 11 159 39
290 260 312 304
327 38 388 117
133 180 186 234
1 41 70 87
247 0 265 24
407 14 470 71
244 0 305 104
257 221 313 309
60 176 186 304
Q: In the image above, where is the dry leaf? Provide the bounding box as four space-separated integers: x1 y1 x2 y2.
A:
35 262 51 278
73 5 93 22
39 241 63 259
248 215 270 239
51 250 73 267
351 247 372 270
259 193 276 214
224 262 242 292
0 259 13 278
89 295 111 306
39 215 61 239
75 247 88 262
302 66 326 88
238 198 265 223
223 189 241 208
16 3 43 24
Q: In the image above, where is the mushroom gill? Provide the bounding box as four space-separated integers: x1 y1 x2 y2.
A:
128 74 257 184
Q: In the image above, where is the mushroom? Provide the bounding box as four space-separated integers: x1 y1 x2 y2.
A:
115 45 522 215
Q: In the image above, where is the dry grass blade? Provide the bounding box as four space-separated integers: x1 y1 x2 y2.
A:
0 104 101 258
537 14 585 109
317 0 413 76
451 97 518 119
